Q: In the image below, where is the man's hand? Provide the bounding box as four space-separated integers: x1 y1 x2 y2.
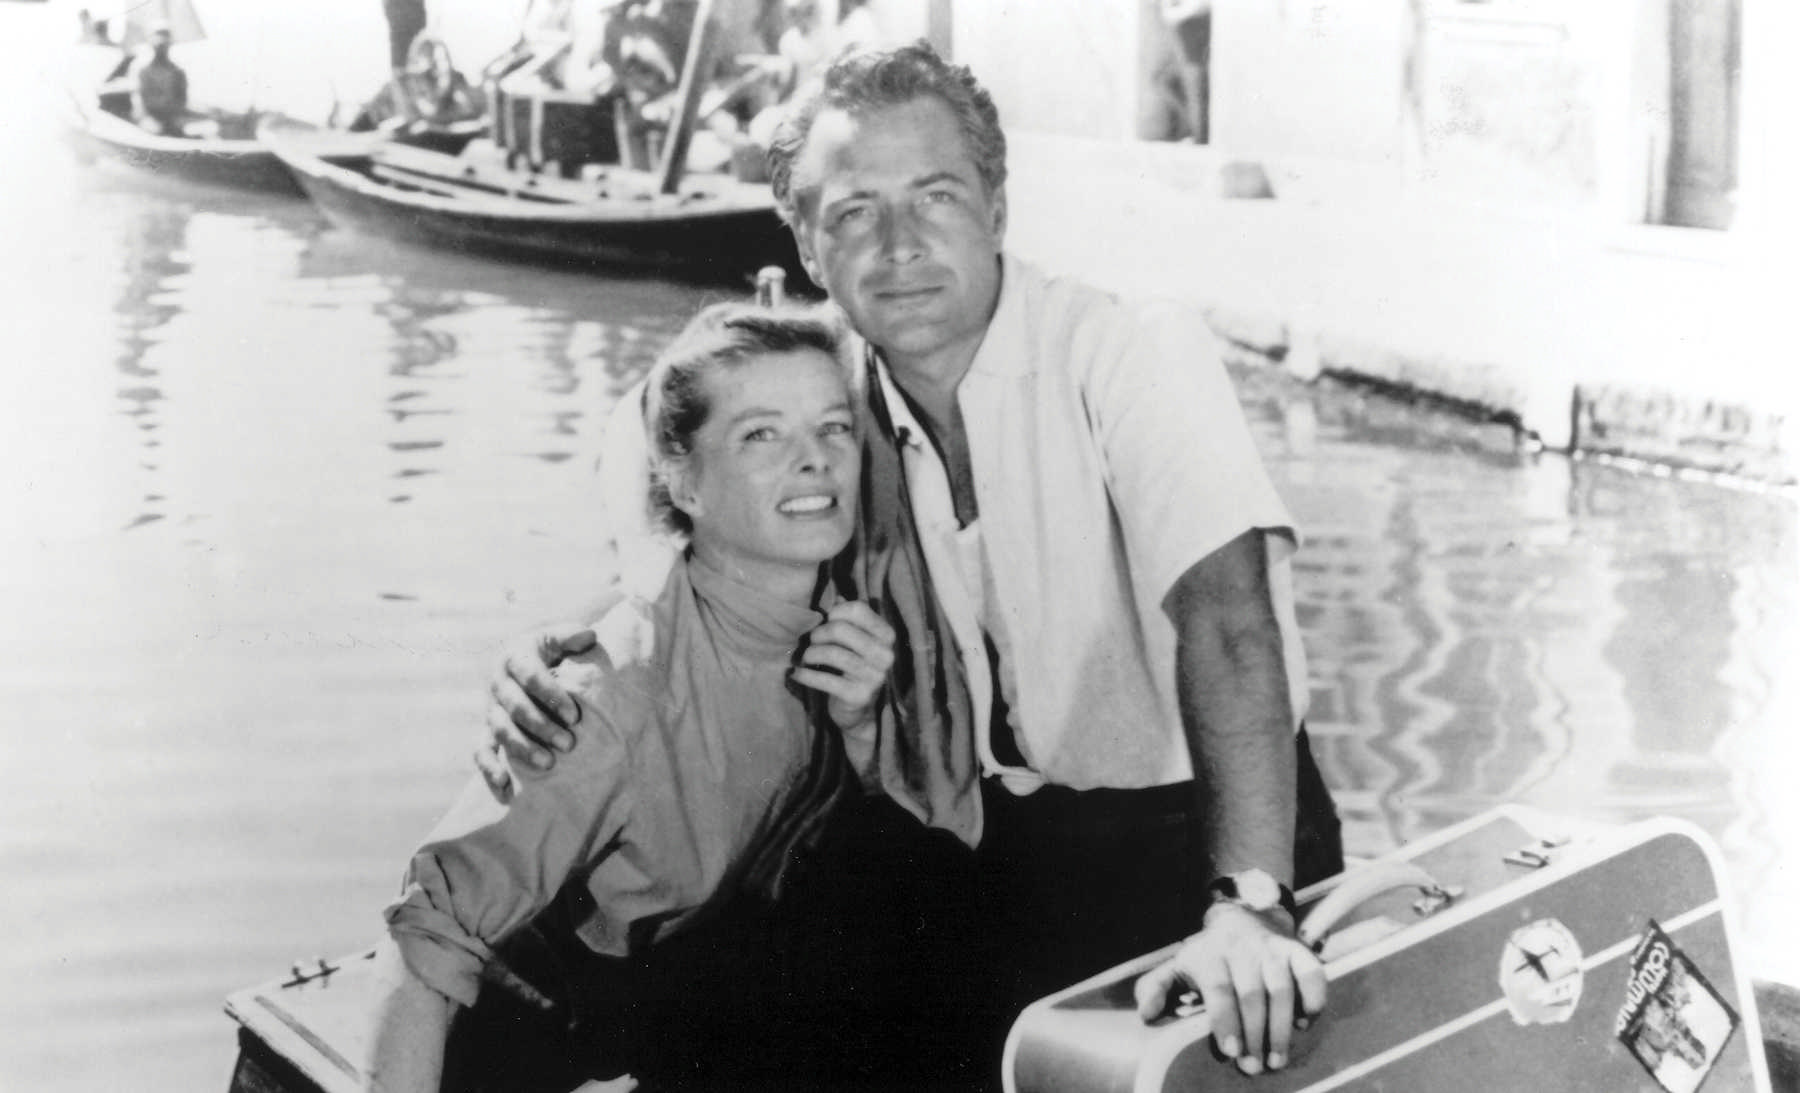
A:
476 624 599 799
1133 904 1326 1075
790 601 895 731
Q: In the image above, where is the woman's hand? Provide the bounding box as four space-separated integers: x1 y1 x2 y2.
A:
792 601 895 731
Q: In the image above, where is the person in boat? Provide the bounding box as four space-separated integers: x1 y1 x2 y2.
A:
368 303 911 1091
486 41 1344 1081
351 30 485 136
134 24 189 136
559 0 626 97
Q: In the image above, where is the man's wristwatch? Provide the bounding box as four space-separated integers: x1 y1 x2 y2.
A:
1206 868 1299 922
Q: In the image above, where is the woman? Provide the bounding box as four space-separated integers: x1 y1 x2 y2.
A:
367 302 897 1092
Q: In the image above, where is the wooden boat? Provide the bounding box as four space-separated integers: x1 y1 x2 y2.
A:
259 0 802 283
61 0 302 195
224 937 1800 1091
261 117 797 282
63 92 307 197
63 93 488 198
65 0 484 199
226 947 593 1093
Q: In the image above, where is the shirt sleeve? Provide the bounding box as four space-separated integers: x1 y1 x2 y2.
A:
1085 303 1297 606
383 654 634 1007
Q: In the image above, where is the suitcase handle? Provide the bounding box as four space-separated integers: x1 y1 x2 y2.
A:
1297 861 1447 951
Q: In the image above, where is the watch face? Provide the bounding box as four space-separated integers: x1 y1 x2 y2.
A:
1235 869 1281 910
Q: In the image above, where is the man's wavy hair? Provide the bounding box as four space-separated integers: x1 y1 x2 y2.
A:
642 302 850 539
767 40 1008 227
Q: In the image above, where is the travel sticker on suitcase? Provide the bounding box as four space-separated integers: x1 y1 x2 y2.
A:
1616 919 1742 1093
1498 917 1586 1025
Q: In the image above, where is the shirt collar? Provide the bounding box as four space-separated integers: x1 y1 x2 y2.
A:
965 252 1031 379
869 346 928 451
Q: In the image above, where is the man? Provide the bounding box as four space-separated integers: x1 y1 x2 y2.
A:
135 25 189 136
487 42 1341 1079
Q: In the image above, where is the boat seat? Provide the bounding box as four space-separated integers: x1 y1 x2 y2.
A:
366 161 478 200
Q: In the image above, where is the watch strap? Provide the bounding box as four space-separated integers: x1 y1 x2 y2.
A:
1207 872 1299 921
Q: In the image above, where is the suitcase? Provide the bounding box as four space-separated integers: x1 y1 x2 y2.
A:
1004 807 1774 1092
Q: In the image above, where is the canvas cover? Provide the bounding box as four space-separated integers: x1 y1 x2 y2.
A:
82 0 206 48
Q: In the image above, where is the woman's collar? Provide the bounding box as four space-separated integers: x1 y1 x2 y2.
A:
685 551 830 653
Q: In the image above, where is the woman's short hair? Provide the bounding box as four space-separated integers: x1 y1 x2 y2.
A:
767 40 1007 226
642 301 849 538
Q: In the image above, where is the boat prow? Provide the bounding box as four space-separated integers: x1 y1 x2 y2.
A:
227 943 608 1093
226 950 377 1093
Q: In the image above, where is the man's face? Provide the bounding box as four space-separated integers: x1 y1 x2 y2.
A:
789 97 1005 382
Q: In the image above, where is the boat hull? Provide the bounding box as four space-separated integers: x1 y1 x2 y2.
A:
266 123 801 283
65 100 304 196
220 961 1800 1093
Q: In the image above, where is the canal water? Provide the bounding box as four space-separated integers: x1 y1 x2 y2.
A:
2 5 1795 1091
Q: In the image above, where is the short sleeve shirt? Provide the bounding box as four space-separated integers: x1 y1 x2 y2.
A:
889 254 1309 790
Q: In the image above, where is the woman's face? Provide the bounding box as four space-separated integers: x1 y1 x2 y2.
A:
673 348 859 584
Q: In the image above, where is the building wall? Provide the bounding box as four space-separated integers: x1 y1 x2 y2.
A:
933 2 1787 460
951 2 1140 142
943 1 1752 228
1213 0 1413 168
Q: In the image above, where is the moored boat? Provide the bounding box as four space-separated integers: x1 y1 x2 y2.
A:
259 0 802 284
61 0 307 195
64 0 490 198
260 117 798 283
63 91 306 196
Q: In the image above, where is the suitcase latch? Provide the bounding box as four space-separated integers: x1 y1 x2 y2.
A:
1411 883 1463 917
1502 834 1571 870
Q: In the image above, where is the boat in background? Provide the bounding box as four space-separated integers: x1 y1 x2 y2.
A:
261 114 796 282
61 0 305 194
64 91 306 196
261 0 801 283
64 0 485 198
63 84 490 199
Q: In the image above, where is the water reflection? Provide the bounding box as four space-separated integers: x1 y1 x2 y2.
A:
110 203 189 529
1252 366 1798 950
286 232 700 511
